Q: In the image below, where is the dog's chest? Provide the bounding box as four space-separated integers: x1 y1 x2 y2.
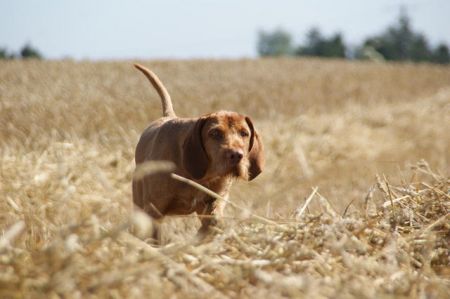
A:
165 177 231 215
166 190 208 215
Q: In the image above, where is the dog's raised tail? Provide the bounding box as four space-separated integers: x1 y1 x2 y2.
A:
134 64 176 117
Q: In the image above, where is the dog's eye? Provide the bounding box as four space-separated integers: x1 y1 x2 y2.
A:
240 130 249 137
209 129 224 140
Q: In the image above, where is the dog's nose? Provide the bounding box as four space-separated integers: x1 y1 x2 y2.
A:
227 150 243 164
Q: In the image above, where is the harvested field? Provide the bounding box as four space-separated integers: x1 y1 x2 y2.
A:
0 58 449 298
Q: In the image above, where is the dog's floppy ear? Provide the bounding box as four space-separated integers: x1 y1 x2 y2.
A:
183 117 209 180
245 117 265 181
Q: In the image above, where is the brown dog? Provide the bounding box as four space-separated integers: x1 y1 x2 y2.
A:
132 64 264 242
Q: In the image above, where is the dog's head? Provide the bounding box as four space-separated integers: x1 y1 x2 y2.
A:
183 111 264 181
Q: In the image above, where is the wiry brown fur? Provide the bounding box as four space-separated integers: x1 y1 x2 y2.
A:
132 64 264 242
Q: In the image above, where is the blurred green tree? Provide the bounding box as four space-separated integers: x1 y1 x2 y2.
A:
257 29 294 56
20 43 42 59
410 34 431 62
0 48 7 59
431 44 450 64
362 10 433 62
297 28 346 58
0 48 16 59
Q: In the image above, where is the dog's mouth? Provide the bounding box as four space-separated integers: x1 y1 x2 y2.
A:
231 165 241 177
226 161 249 180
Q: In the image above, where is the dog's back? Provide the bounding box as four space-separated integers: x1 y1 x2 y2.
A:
134 117 194 167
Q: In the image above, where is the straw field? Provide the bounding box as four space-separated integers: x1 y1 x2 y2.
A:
0 58 449 298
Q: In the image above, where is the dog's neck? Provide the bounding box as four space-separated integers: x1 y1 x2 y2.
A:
199 175 234 197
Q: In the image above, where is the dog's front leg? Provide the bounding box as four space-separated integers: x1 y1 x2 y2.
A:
196 195 227 236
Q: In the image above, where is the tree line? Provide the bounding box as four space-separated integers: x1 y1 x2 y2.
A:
257 11 449 64
2 11 447 64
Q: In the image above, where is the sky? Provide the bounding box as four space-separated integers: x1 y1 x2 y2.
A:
1 0 449 60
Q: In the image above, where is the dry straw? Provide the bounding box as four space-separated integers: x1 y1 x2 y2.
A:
1 59 449 298
0 161 448 298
